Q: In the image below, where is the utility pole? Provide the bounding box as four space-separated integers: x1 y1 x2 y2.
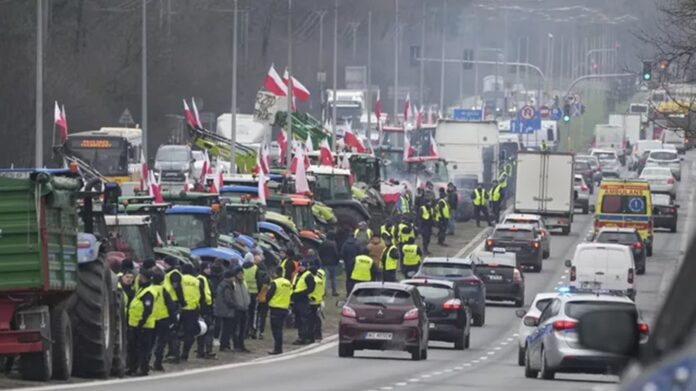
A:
331 0 338 148
348 22 360 62
317 10 327 118
439 0 446 112
419 1 426 105
230 0 238 174
142 0 148 160
394 0 399 120
366 11 372 145
286 0 294 168
35 0 43 167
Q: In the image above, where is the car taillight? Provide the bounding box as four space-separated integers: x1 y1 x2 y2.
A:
341 306 356 318
512 268 523 283
404 308 419 320
671 207 677 214
532 241 540 249
633 242 643 249
639 323 649 335
486 239 494 249
442 299 462 310
552 320 577 331
78 240 91 249
667 177 674 184
581 183 588 192
570 266 576 282
464 278 482 286
628 268 634 284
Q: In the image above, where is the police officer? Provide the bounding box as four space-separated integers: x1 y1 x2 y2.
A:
397 188 411 215
471 183 492 227
354 221 372 248
398 220 416 245
196 263 214 359
436 188 451 246
488 179 504 223
446 183 458 235
179 263 201 362
163 257 186 363
381 242 400 282
540 139 548 152
127 270 157 376
419 202 434 255
308 261 326 341
243 258 261 339
151 270 176 372
266 267 293 355
349 248 376 293
401 237 424 278
292 261 316 345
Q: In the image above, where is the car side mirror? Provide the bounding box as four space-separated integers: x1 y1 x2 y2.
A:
523 316 539 327
515 308 527 318
336 299 346 307
577 309 639 357
564 259 572 268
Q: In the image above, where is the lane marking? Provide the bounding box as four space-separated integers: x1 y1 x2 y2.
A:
494 347 502 350
463 363 472 366
408 378 420 382
395 382 408 387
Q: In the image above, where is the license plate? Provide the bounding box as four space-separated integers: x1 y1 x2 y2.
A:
487 275 504 281
365 332 393 340
581 281 602 289
507 247 521 251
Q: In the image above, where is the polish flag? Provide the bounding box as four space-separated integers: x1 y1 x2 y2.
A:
200 150 210 181
428 133 439 157
191 97 203 129
415 106 424 129
283 70 311 102
149 171 164 203
210 166 223 194
305 133 314 152
264 64 288 96
343 129 366 153
278 128 288 163
319 139 333 166
257 144 270 175
257 170 269 205
183 99 197 129
290 143 310 173
294 146 311 193
427 107 435 124
54 101 68 143
403 93 411 122
374 90 382 121
404 133 415 160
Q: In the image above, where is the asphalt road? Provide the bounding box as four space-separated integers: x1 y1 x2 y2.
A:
19 152 695 391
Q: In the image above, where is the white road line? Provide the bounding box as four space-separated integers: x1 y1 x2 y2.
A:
480 356 489 360
395 382 408 387
380 387 394 390
408 378 419 382
500 341 508 345
443 369 453 373
421 374 431 378
494 347 502 350
454 366 463 370
560 275 566 279
513 333 519 337
472 360 480 363
487 351 495 355
463 363 472 366
432 371 443 375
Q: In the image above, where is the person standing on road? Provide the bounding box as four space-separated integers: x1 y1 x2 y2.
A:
397 188 411 215
196 263 215 359
127 270 157 377
266 267 293 355
292 261 316 345
163 257 185 363
446 183 458 235
381 242 400 282
214 270 236 352
472 183 492 227
318 232 340 297
341 236 360 294
179 263 201 362
151 270 176 372
354 221 372 248
230 266 251 352
419 202 434 255
242 255 258 339
367 234 385 281
401 237 424 278
349 248 377 293
308 261 326 342
436 188 451 246
488 179 504 223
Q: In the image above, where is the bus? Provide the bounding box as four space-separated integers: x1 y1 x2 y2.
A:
65 127 143 184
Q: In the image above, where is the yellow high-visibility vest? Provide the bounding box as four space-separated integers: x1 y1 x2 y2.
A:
181 274 201 310
164 269 183 302
151 284 169 321
128 285 158 329
269 277 292 309
351 255 374 281
402 244 422 266
382 246 399 271
309 269 326 305
197 274 212 306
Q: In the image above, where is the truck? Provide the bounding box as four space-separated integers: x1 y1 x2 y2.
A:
216 113 269 148
434 120 499 184
514 151 575 235
324 89 376 134
0 169 125 381
154 144 195 192
593 124 625 163
608 114 642 144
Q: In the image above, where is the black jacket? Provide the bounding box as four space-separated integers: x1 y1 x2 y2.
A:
341 238 360 271
318 239 340 266
447 190 458 210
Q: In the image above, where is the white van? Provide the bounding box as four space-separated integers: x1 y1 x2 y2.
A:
566 243 636 300
661 128 686 154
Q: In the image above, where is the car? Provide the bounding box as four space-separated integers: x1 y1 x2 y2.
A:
592 227 647 275
576 155 602 184
515 292 558 366
501 213 550 259
524 291 649 379
485 223 543 272
661 128 686 154
651 192 678 233
401 279 471 350
573 160 595 193
634 150 652 173
566 243 637 300
591 149 621 174
639 166 677 199
631 140 662 171
414 257 487 326
573 174 590 214
472 250 525 307
645 149 682 181
338 282 429 360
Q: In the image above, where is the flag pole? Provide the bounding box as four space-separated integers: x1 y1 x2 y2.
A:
286 0 294 169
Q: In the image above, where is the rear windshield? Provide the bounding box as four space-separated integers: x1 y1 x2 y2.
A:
350 288 413 306
574 177 583 185
651 151 678 160
574 162 591 171
600 195 648 214
420 263 474 278
595 152 616 160
536 298 553 311
414 285 453 301
492 229 534 240
565 301 636 320
596 232 639 244
504 218 540 229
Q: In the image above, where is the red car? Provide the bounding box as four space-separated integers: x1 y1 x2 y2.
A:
338 282 430 360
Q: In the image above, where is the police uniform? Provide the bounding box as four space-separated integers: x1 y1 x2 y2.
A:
419 204 434 254
292 269 316 344
488 183 504 223
348 254 375 294
435 197 451 245
196 273 214 358
472 186 491 227
179 273 201 361
266 276 293 354
401 242 423 278
151 280 175 371
243 263 260 338
164 268 185 362
127 283 157 376
309 268 326 340
381 245 400 282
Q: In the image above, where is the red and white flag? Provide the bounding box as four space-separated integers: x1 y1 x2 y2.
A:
54 101 68 143
428 133 439 157
404 133 415 160
183 99 197 129
210 165 223 194
149 171 164 203
278 128 288 163
403 93 411 122
264 64 288 96
283 70 311 102
199 150 210 182
257 169 269 205
257 144 270 175
290 141 310 173
305 133 314 152
415 106 424 129
294 145 311 193
343 129 366 153
374 90 382 121
319 138 333 166
427 107 435 124
191 97 203 129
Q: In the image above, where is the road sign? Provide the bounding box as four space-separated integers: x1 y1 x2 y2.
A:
510 117 538 134
118 108 134 126
519 105 536 121
539 106 550 118
550 107 562 121
452 108 483 121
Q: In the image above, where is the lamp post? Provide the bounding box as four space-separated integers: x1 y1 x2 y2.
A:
229 0 238 174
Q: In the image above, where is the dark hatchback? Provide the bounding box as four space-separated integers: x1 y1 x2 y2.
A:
338 282 429 360
471 250 525 307
652 193 678 233
402 279 472 349
414 257 487 326
593 227 647 275
485 224 543 272
574 161 595 193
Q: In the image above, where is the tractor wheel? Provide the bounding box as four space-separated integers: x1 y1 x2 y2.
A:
110 285 127 378
50 301 73 380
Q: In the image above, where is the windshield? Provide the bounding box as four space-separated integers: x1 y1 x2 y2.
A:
351 158 379 185
192 151 205 161
66 137 128 176
565 301 636 320
315 174 352 201
650 151 678 160
407 160 449 182
165 214 211 248
420 262 474 278
504 219 540 229
330 104 362 121
574 162 591 171
493 229 534 240
110 225 154 261
379 132 405 149
595 152 617 160
596 231 639 244
156 146 190 162
454 176 478 189
600 195 648 215
350 288 413 305
291 205 315 230
223 205 259 235
414 285 453 301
